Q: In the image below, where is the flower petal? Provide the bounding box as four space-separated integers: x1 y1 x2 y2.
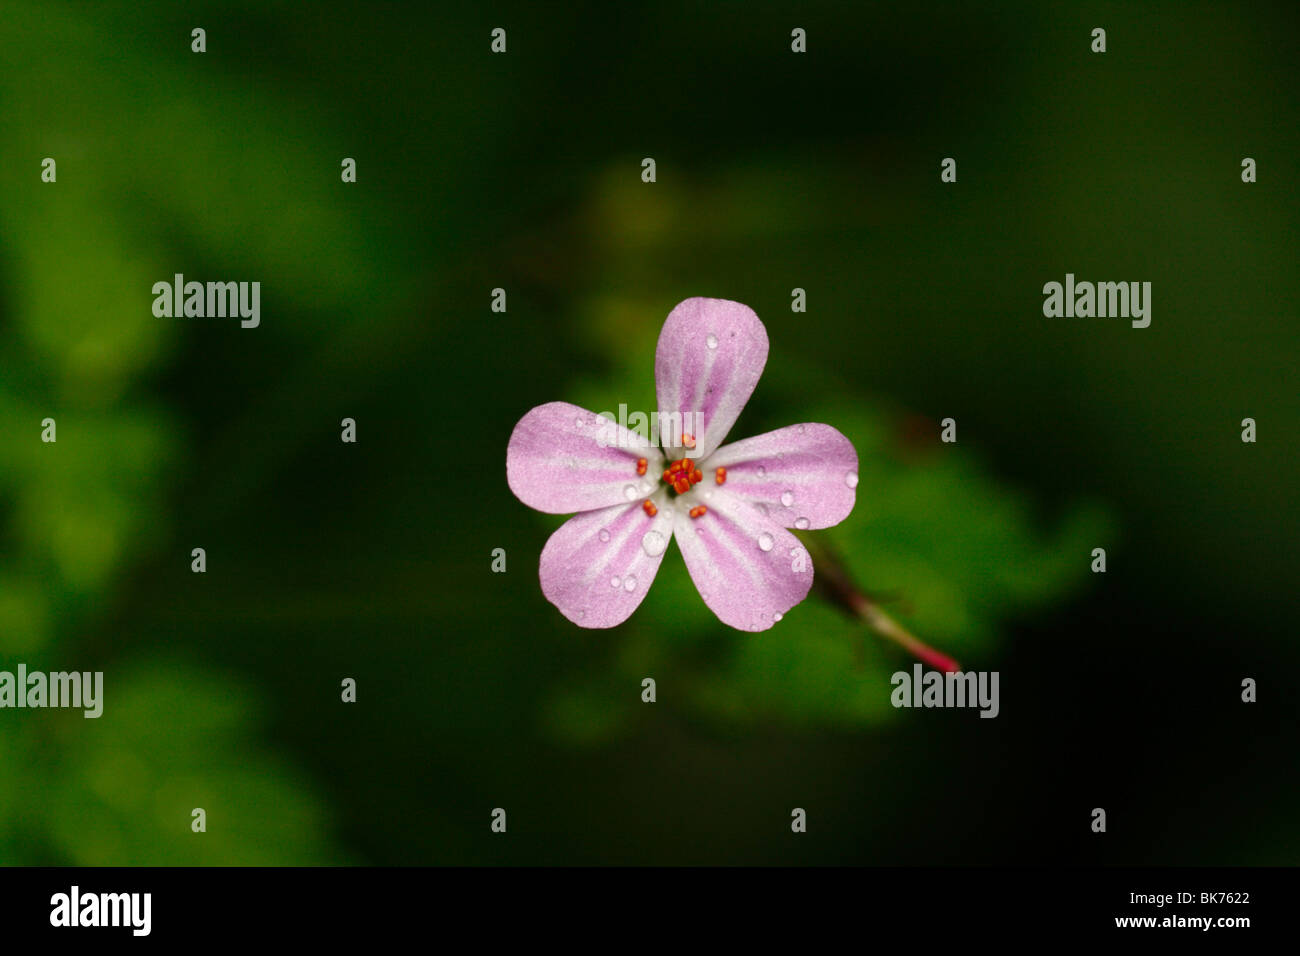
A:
705 423 858 530
539 496 676 628
672 489 813 632
654 298 768 460
507 402 663 514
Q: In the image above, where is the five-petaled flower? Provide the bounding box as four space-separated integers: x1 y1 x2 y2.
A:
506 297 858 631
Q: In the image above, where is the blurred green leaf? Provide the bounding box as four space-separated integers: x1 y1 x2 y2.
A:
13 662 339 866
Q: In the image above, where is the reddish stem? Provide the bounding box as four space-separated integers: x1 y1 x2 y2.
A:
804 536 961 673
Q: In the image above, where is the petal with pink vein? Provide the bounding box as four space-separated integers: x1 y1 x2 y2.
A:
540 496 675 628
706 423 858 530
672 489 814 631
507 402 663 515
654 298 768 460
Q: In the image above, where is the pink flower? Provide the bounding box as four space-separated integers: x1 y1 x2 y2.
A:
506 297 858 632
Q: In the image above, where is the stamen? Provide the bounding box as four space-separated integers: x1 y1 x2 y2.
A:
715 466 727 485
636 457 647 476
682 433 696 449
663 457 707 496
642 499 658 517
689 505 707 519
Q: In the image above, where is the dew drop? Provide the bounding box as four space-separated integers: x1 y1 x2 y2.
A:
641 530 667 557
797 424 806 434
780 490 795 507
623 575 637 592
575 417 585 428
578 609 586 620
795 517 810 530
610 576 622 589
757 532 775 552
623 484 638 501
773 612 783 623
599 528 611 543
706 333 719 350
845 471 859 489
757 465 767 477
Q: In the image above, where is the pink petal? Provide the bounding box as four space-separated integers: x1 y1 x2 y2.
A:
672 489 814 632
507 402 663 514
654 298 768 460
706 424 858 530
539 496 675 628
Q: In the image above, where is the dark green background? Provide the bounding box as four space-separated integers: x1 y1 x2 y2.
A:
1 1 1295 865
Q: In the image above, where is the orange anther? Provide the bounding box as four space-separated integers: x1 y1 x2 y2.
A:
691 469 703 484
673 477 690 494
689 505 708 519
642 499 658 517
715 466 727 485
662 469 673 482
636 457 648 476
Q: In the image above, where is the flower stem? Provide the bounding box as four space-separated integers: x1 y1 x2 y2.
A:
852 598 960 673
802 535 960 673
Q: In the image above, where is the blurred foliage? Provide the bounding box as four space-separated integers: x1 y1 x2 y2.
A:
0 0 377 864
0 661 335 865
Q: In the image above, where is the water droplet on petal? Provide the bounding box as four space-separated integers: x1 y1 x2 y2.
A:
641 530 667 557
623 575 637 592
757 465 767 477
623 484 638 501
845 471 859 489
797 424 806 434
773 612 783 622
610 576 622 589
757 532 774 552
599 528 611 542
780 490 795 507
756 502 769 516
706 333 719 350
578 609 586 619
575 417 585 428
795 517 810 530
